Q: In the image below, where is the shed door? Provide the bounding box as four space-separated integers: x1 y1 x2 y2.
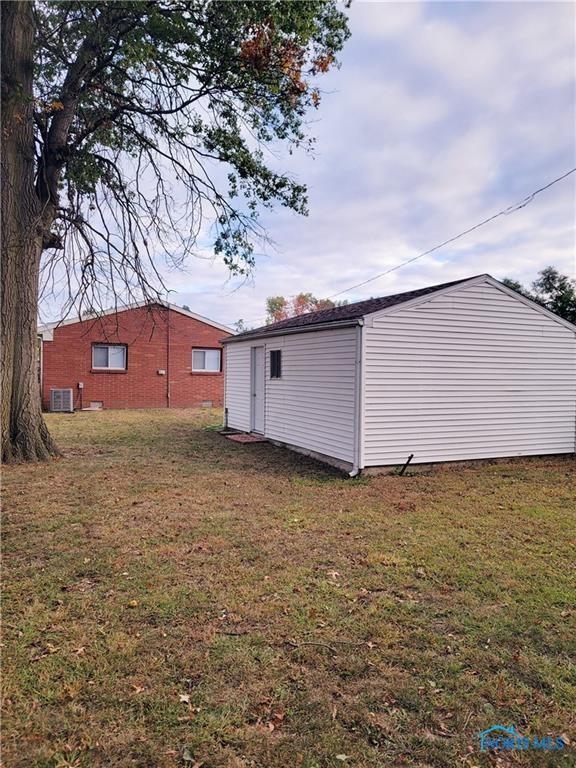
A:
251 346 265 433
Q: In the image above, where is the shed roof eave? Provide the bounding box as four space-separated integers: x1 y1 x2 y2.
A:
221 317 363 344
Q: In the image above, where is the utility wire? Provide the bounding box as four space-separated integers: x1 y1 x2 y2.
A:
326 166 576 299
230 166 576 325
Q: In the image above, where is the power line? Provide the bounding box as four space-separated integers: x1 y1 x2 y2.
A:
229 166 576 325
326 166 576 299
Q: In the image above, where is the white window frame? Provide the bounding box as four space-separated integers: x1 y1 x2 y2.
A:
192 348 221 372
92 344 127 370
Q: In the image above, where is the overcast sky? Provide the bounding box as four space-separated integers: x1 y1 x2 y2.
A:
44 1 576 328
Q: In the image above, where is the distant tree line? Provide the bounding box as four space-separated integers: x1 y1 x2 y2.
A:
265 293 348 324
503 266 576 324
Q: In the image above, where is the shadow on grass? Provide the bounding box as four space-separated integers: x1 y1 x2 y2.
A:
52 410 354 484
180 427 351 483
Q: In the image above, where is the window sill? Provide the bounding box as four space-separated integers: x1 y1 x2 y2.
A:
91 369 128 374
191 370 223 375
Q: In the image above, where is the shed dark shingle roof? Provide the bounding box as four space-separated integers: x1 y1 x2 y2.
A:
226 275 484 342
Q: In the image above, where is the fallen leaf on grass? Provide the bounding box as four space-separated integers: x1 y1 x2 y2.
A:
179 693 191 704
30 643 60 662
266 710 285 731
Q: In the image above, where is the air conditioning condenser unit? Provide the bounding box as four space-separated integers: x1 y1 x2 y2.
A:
50 388 74 413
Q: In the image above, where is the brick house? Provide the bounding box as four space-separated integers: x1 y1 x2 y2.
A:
38 302 232 411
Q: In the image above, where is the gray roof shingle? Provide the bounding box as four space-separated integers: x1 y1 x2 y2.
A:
225 274 486 343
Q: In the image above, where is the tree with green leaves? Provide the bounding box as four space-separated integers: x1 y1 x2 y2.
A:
503 266 576 324
1 0 349 461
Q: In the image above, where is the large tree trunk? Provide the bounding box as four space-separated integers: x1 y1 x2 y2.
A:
1 1 59 462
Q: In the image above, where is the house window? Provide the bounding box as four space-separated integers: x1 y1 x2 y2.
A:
270 350 282 379
92 344 127 370
192 348 221 372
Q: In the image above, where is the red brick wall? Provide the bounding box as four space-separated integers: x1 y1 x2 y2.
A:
41 305 230 410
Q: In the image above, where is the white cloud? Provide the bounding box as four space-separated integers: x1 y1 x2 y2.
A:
349 1 423 40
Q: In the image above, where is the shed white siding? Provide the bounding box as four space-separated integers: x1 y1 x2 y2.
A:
363 280 576 466
264 327 358 463
224 327 359 463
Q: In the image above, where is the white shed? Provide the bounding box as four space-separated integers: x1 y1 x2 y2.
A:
223 274 576 474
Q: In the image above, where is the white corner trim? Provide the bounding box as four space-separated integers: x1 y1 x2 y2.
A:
357 321 366 471
352 323 362 474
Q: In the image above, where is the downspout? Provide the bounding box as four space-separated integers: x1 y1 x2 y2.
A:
38 334 43 408
349 320 364 477
166 306 171 408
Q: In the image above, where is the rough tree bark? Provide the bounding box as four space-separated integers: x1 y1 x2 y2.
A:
1 1 59 461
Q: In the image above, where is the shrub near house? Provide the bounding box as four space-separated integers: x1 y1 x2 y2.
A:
39 303 231 411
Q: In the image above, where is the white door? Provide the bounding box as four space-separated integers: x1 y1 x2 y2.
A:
251 346 265 433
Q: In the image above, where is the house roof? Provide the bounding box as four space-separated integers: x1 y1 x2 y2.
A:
38 300 233 340
224 275 484 343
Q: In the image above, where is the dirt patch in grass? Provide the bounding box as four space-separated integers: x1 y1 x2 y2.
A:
3 409 575 767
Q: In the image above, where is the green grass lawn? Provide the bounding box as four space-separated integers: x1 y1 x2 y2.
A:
3 409 575 768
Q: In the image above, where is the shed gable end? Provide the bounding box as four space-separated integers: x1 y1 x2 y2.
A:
362 279 576 466
364 276 575 332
